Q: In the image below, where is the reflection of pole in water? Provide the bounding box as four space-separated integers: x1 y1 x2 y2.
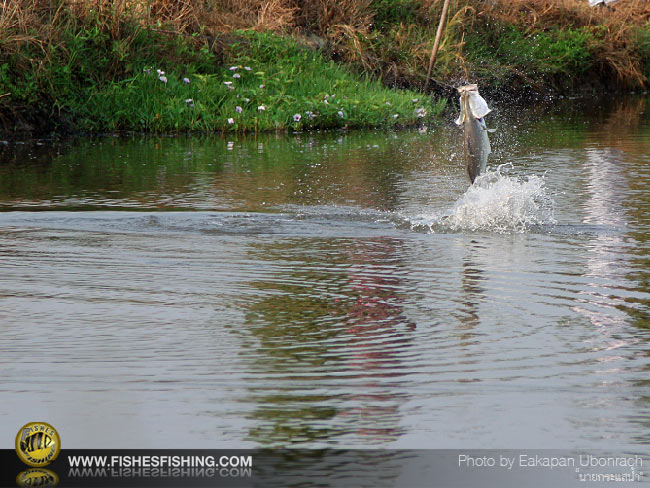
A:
455 240 486 337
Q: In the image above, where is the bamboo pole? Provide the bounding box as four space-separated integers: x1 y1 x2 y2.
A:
424 0 452 91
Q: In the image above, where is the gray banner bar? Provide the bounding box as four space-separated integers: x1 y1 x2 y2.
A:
4 449 649 487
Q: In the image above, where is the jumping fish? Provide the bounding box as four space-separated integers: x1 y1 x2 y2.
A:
455 84 493 184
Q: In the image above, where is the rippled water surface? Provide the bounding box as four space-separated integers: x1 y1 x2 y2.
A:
1 97 649 449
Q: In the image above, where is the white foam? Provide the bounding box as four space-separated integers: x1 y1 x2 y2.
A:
409 165 556 233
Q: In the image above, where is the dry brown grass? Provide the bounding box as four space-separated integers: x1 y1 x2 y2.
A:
296 0 374 37
0 0 60 52
474 0 650 31
201 0 298 33
2 0 650 90
0 0 380 40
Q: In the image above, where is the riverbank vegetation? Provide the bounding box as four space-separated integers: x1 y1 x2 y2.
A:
1 0 649 133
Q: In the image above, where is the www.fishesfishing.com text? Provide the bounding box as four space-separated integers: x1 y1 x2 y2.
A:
67 454 253 479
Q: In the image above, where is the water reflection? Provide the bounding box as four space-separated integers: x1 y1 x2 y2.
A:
242 237 415 446
1 97 650 449
579 98 650 330
254 450 412 487
0 132 429 212
575 147 632 328
576 104 650 445
458 240 486 332
590 100 650 332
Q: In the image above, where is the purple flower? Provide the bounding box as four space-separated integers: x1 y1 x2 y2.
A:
244 66 251 71
158 75 167 83
337 111 344 118
258 105 266 112
236 106 243 113
229 66 238 71
293 113 301 122
183 77 190 84
227 118 234 124
233 73 241 79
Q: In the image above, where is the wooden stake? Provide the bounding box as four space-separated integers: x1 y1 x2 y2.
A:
424 0 452 91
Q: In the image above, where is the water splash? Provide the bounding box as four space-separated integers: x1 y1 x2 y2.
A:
409 165 556 233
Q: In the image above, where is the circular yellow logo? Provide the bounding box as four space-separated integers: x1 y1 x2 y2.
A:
15 422 61 467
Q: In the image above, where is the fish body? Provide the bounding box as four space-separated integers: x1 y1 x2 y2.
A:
455 84 492 184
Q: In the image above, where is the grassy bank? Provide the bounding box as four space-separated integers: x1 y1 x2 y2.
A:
1 0 649 134
0 3 443 133
459 0 650 94
291 0 650 95
62 30 444 132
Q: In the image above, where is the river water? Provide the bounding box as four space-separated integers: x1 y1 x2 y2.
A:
1 97 649 449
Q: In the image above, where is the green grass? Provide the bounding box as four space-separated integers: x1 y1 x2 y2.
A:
462 23 596 90
634 24 650 81
77 31 444 132
0 22 445 133
372 0 423 29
